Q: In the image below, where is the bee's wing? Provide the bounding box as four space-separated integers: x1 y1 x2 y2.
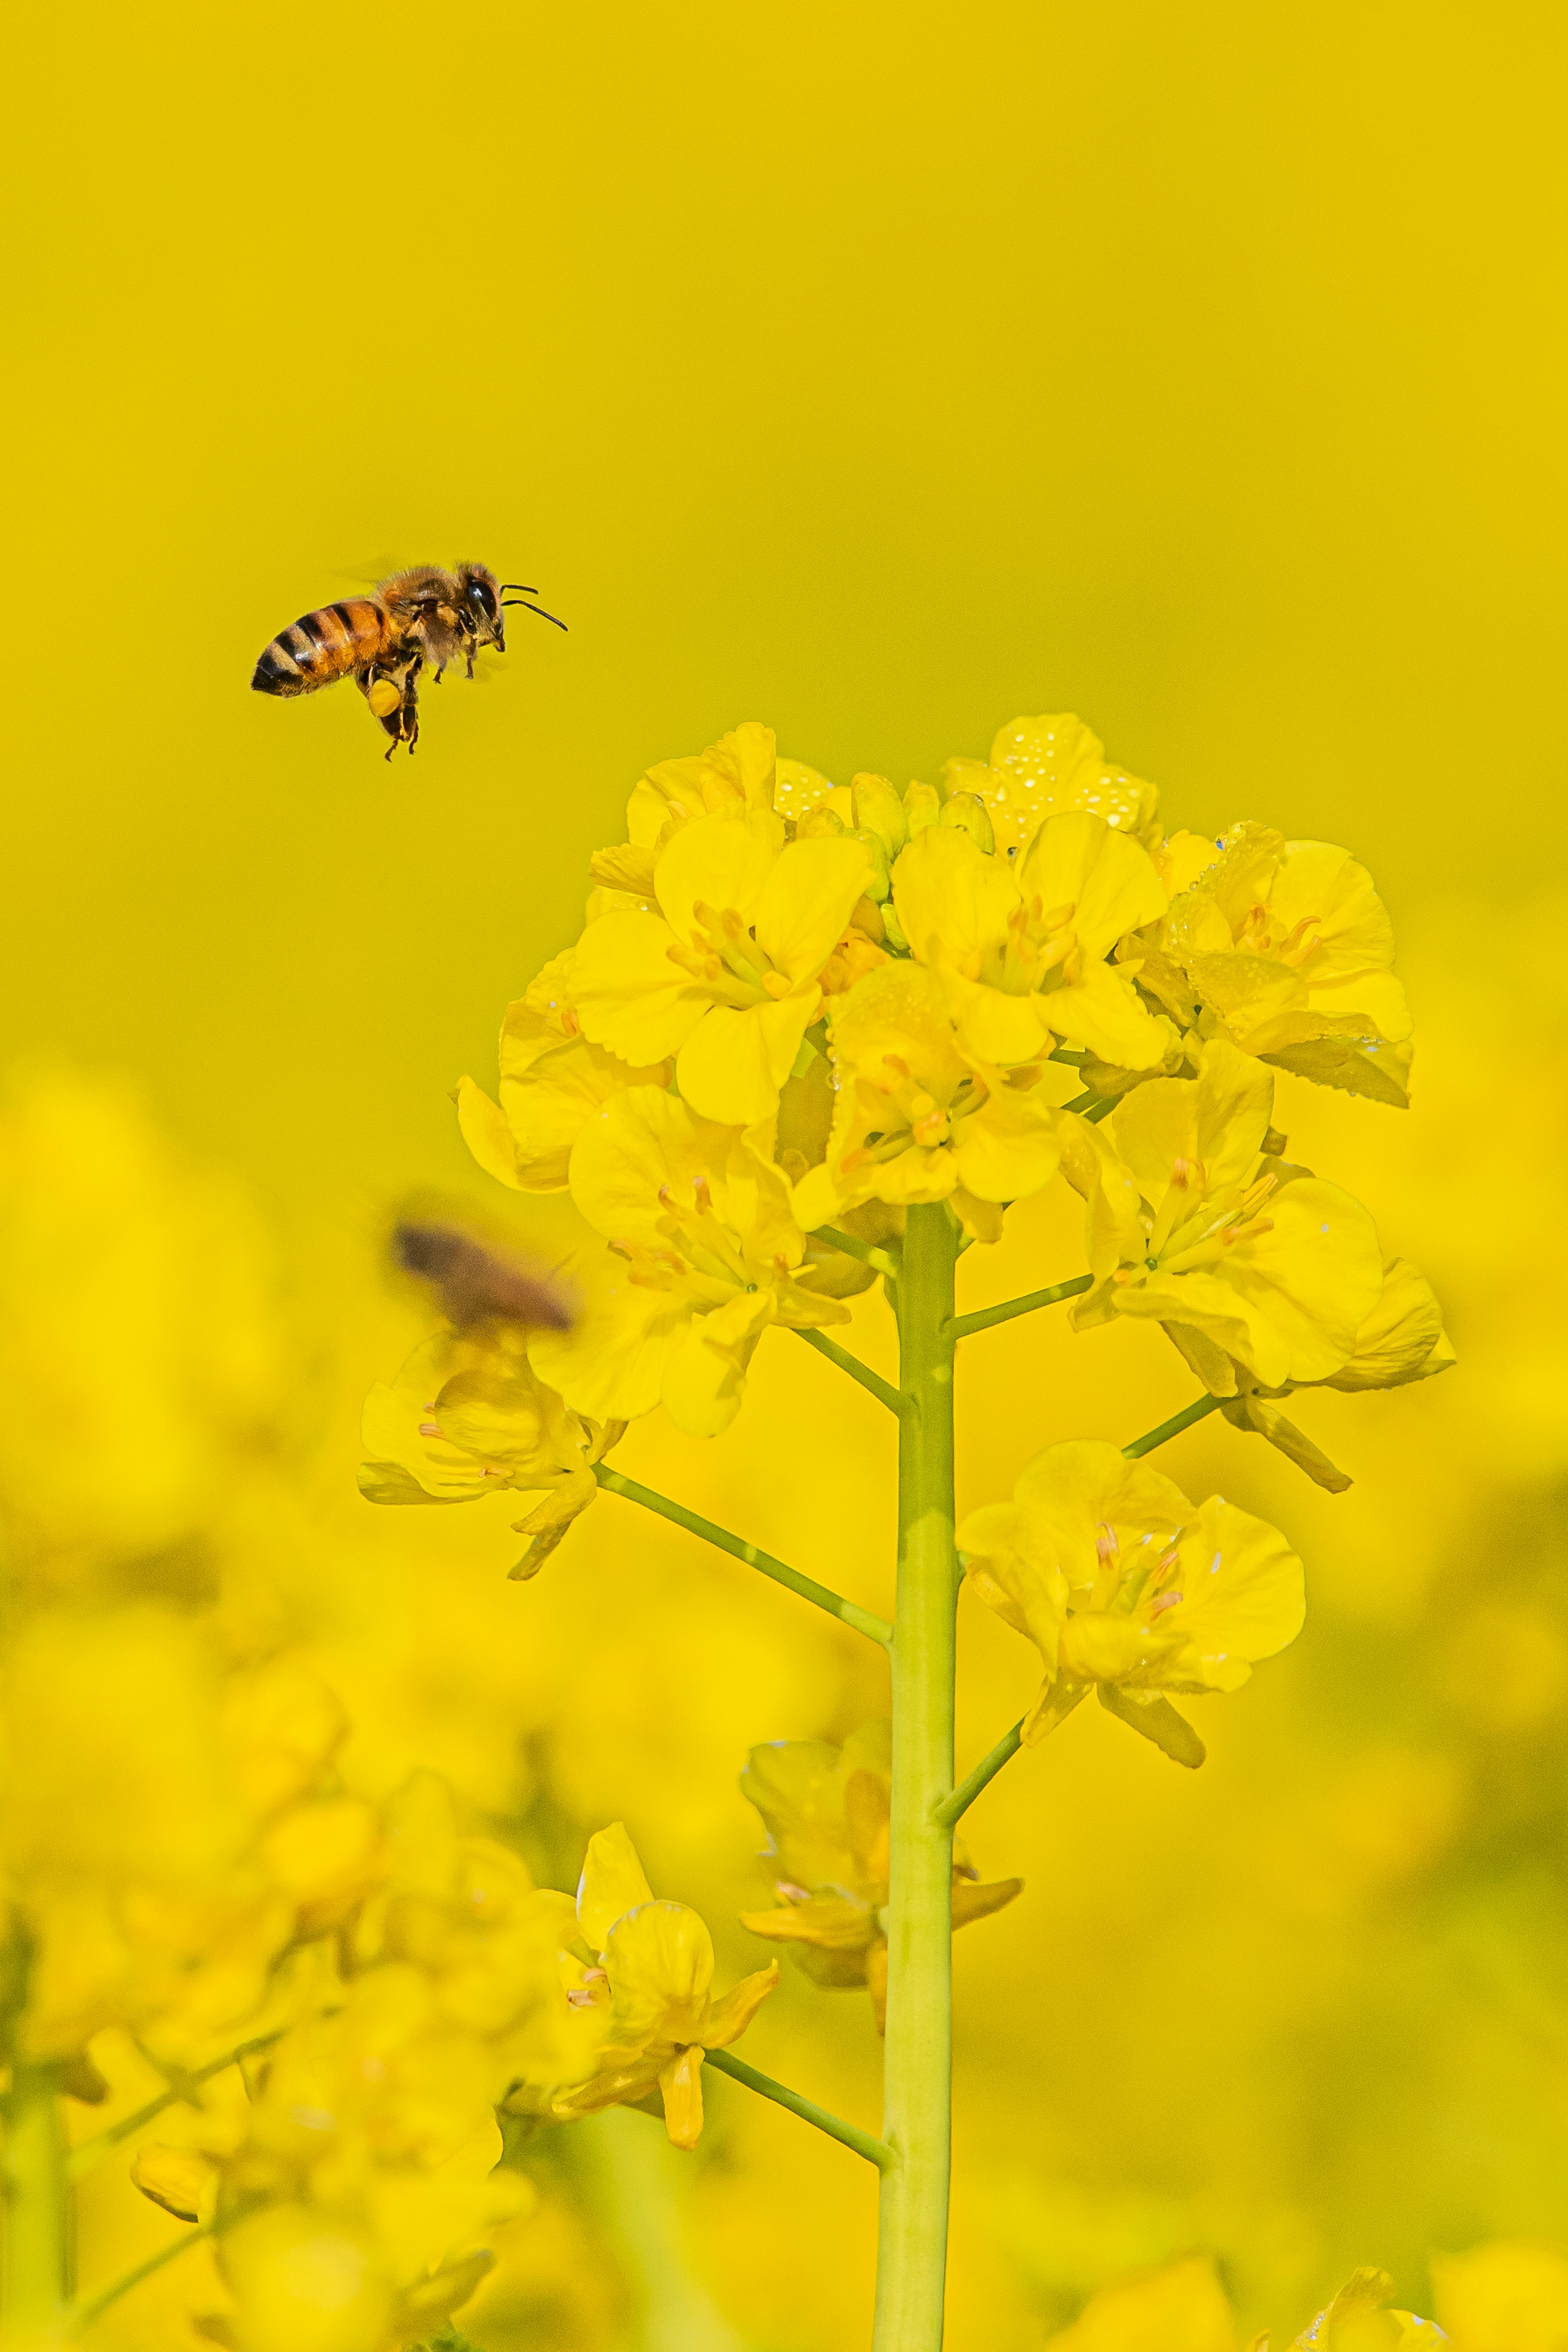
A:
334 552 416 590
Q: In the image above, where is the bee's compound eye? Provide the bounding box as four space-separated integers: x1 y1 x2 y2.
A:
471 579 496 619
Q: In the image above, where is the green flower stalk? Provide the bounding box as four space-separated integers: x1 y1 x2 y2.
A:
875 1203 959 2351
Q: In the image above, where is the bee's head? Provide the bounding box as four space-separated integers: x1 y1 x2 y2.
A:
455 562 506 651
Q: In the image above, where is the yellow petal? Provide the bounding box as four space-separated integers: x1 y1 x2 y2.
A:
571 910 711 1064
658 2045 705 2151
1155 1494 1306 1692
1042 956 1172 1068
654 807 782 942
454 1076 522 1189
1111 1035 1274 1203
891 824 1018 970
952 1079 1062 1203
950 1875 1023 1930
661 1287 774 1437
1210 1176 1385 1383
753 834 875 983
576 1821 654 1949
567 1085 724 1240
499 1033 668 1192
740 1900 878 1953
677 991 816 1124
1017 809 1168 958
604 1898 715 2043
700 1960 780 2047
527 1250 688 1424
1324 1255 1452 1390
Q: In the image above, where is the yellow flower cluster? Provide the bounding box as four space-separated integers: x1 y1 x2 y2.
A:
368 711 1448 1747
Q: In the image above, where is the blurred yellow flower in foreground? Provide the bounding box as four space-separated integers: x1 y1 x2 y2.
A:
535 1086 851 1436
1042 2257 1443 2349
0 1069 283 1586
540 1823 777 2151
1062 1038 1384 1394
1430 2241 1568 2351
0 1611 371 2061
737 1723 1021 2030
357 1324 622 1579
958 1441 1305 1766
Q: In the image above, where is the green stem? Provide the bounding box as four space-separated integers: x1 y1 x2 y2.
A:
792 1327 909 1419
947 1274 1092 1342
3 2060 70 2325
811 1224 903 1281
1061 1090 1117 1123
593 1466 892 1647
68 2030 283 2180
1121 1393 1223 1458
873 1202 958 2352
65 2218 214 2333
702 2050 893 2171
934 1720 1024 1830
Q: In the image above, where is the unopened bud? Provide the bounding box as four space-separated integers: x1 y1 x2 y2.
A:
851 773 909 857
939 793 995 855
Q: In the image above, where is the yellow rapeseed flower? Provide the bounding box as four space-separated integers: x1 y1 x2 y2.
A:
358 1325 623 1579
737 1724 1020 2031
958 1441 1305 1766
890 813 1172 1071
1158 822 1413 1106
455 948 670 1194
534 1086 853 1436
542 1823 777 2151
1060 1038 1385 1394
1219 1253 1456 1493
569 808 873 1123
791 962 1062 1237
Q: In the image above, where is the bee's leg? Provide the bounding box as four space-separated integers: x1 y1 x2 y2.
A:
362 666 409 757
399 661 423 754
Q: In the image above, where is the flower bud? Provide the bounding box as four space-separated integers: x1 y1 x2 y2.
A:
851 830 893 903
938 792 995 855
851 773 909 857
902 780 941 835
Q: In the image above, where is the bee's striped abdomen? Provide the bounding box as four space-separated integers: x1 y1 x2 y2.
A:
251 598 386 696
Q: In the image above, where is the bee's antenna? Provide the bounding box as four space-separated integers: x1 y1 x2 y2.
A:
502 599 568 630
499 583 538 594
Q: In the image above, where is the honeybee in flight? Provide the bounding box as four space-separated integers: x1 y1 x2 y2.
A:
250 563 564 757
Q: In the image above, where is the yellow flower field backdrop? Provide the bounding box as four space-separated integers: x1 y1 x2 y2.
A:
4 4 1567 2349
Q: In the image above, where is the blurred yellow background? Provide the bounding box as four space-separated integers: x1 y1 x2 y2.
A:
5 2 1567 2346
